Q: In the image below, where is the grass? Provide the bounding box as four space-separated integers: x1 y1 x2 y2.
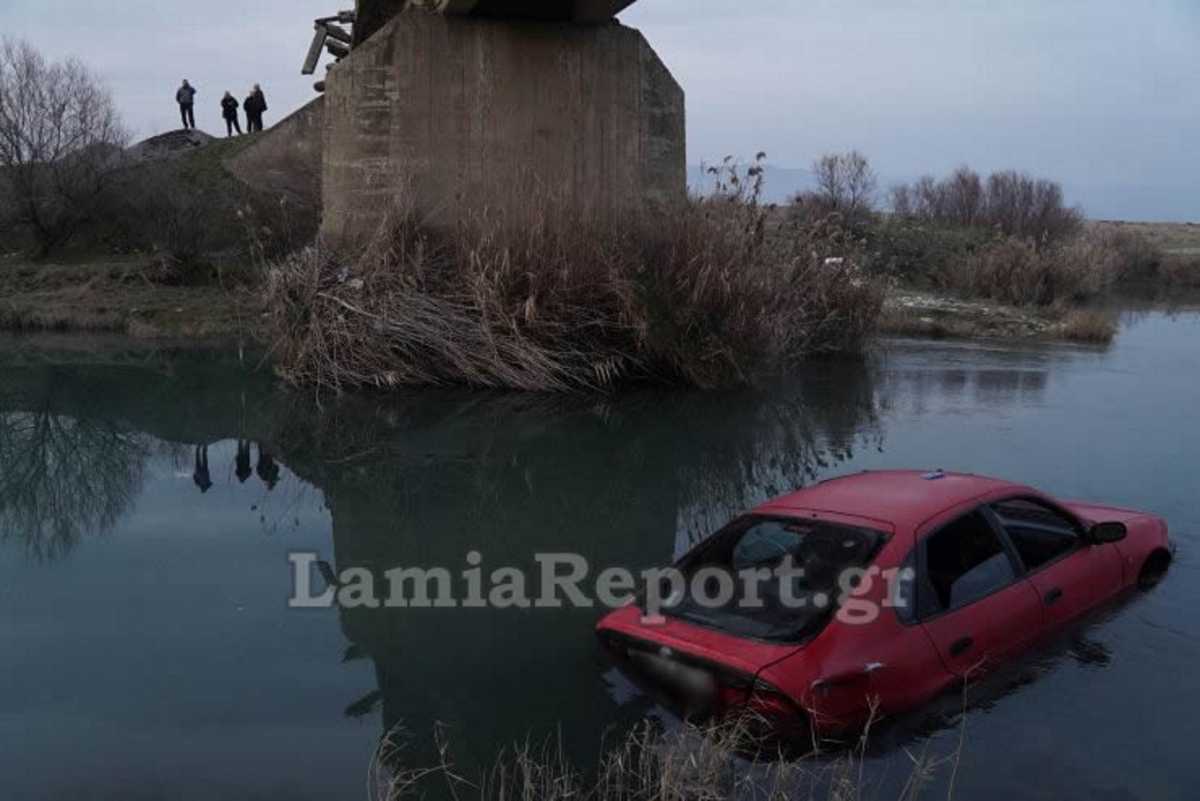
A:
0 256 259 339
1057 309 1118 344
264 164 885 393
1160 253 1200 287
1090 220 1200 255
878 291 1058 341
368 712 960 801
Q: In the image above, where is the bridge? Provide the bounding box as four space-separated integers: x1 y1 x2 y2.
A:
304 0 685 246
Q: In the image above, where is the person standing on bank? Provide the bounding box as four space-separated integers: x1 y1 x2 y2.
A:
244 84 268 133
221 91 242 137
176 79 197 130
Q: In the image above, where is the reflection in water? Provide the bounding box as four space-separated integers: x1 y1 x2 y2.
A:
881 363 1051 417
257 445 281 490
0 359 291 559
236 440 253 483
0 402 154 561
271 359 889 771
2 320 1197 801
193 445 213 493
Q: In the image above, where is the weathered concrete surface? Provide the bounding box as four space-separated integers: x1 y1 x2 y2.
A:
226 97 324 203
353 0 640 45
323 10 686 246
354 0 408 46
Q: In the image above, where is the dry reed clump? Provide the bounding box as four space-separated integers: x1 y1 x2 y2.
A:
946 231 1126 307
1161 254 1200 287
263 175 884 393
1058 309 1118 344
368 713 955 801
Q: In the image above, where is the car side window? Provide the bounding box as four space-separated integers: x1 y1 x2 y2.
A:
921 510 1017 616
991 498 1082 571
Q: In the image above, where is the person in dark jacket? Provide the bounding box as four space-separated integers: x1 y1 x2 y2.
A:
220 91 242 137
244 84 268 133
176 79 197 130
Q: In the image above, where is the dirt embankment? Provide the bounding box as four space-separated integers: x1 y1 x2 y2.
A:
0 108 325 344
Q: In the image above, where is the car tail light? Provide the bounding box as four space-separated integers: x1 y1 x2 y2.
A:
710 668 801 719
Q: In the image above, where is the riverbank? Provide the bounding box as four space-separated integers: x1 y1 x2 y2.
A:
11 217 1200 354
879 291 1117 343
0 256 261 342
1 252 1125 350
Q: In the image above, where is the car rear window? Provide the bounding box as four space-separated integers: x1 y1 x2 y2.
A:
664 516 886 643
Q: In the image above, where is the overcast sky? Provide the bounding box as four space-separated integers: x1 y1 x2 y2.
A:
11 0 1199 221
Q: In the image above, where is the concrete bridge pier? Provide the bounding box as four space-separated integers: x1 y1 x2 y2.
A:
321 2 686 247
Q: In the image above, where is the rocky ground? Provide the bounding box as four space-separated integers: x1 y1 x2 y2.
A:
880 291 1090 342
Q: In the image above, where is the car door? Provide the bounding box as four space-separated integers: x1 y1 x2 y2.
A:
986 497 1123 629
915 507 1044 678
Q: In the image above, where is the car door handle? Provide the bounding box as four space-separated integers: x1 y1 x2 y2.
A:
1044 588 1064 606
950 636 974 657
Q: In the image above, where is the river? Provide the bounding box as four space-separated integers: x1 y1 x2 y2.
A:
1 309 1197 800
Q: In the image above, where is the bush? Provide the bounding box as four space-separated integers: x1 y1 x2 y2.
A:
0 38 130 255
891 167 1084 248
946 231 1128 307
1059 309 1117 344
100 159 318 286
863 218 997 286
264 168 885 392
791 150 877 234
1161 254 1200 287
1085 225 1165 283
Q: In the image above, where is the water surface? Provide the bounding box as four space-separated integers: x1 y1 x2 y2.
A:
1 314 1197 800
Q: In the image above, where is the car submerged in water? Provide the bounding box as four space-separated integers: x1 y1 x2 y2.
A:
596 470 1172 737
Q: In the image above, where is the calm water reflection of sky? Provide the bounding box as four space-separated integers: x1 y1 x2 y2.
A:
1 311 1198 801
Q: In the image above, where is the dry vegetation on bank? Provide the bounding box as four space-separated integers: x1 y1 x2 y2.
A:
369 715 958 801
265 165 884 392
1 29 1185 366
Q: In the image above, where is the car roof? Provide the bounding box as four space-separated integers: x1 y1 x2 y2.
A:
756 470 1024 531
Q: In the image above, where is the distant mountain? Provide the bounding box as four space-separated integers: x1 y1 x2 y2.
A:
689 164 815 204
688 164 917 206
688 165 1195 222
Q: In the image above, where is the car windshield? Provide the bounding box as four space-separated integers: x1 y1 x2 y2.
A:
663 516 886 643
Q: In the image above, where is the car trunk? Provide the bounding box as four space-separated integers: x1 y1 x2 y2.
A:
597 606 805 718
596 513 889 720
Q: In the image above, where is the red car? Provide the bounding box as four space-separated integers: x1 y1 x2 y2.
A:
596 470 1172 736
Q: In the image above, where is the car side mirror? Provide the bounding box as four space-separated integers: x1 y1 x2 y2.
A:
1090 521 1127 544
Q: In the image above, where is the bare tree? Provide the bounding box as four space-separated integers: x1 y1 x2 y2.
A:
797 150 877 230
889 183 913 217
0 408 152 561
889 166 1083 247
0 38 129 255
945 166 984 227
812 151 876 214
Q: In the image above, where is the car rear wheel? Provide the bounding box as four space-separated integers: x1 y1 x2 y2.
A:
1138 549 1171 589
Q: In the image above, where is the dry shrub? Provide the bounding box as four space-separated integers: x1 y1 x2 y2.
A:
948 233 1122 307
370 712 952 801
1161 254 1200 287
1058 309 1117 344
0 38 130 256
1083 225 1165 284
891 167 1083 248
264 169 884 393
791 151 878 234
